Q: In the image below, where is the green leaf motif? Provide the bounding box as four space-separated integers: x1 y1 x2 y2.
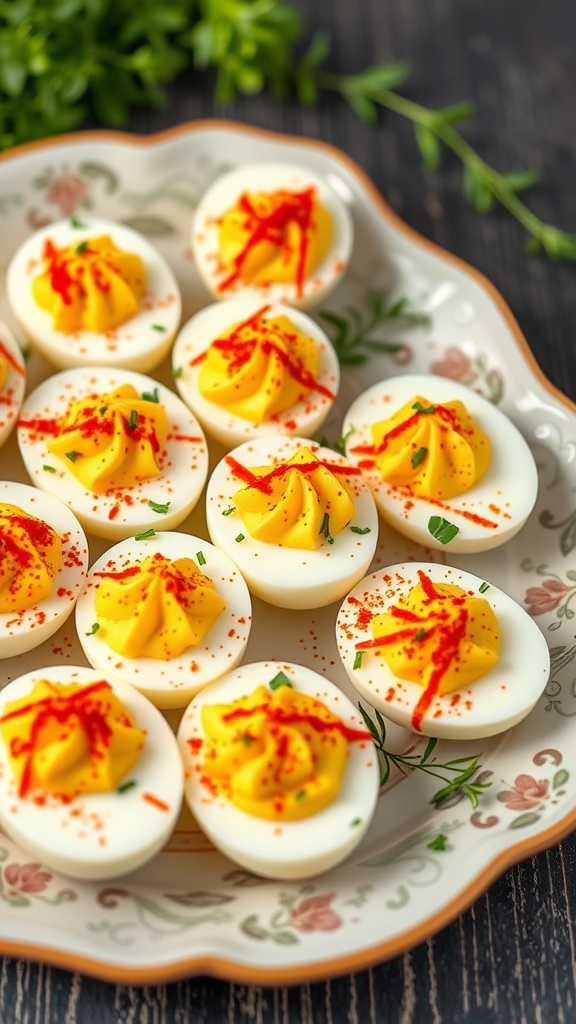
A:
553 769 569 790
509 812 541 830
165 891 235 907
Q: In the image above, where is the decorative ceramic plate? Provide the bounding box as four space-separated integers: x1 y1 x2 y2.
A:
0 121 575 986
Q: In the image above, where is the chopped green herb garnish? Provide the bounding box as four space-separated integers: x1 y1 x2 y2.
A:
148 499 170 514
196 551 206 566
335 425 355 456
411 446 428 468
128 410 138 430
85 622 100 636
152 324 166 332
269 670 293 691
350 817 362 827
350 525 371 535
117 780 137 794
235 533 245 543
295 790 306 801
43 464 56 473
141 387 160 403
135 529 156 541
427 515 460 545
479 581 490 593
99 406 108 415
414 628 427 642
427 833 449 852
65 450 78 462
222 506 236 516
70 216 86 229
21 346 31 363
240 733 253 746
353 651 363 670
319 512 334 544
76 241 88 253
412 401 436 414
173 366 183 379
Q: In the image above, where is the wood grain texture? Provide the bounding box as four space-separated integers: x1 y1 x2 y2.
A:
1 0 576 1020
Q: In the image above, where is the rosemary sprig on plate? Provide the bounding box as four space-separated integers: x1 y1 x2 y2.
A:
319 288 429 367
359 703 492 809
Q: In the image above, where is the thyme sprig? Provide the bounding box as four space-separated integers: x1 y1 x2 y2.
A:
310 60 576 260
359 703 492 809
319 289 428 367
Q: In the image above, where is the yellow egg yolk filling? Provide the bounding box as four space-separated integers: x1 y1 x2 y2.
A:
361 395 491 500
356 570 500 728
93 552 226 660
0 679 145 798
0 503 61 613
197 305 331 423
229 446 356 549
32 234 146 333
216 187 333 297
0 350 7 392
47 383 168 493
198 681 361 820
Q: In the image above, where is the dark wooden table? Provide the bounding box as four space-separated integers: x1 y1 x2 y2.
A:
1 0 576 1020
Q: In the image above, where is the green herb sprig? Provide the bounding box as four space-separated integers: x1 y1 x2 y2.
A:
319 289 428 367
359 703 492 809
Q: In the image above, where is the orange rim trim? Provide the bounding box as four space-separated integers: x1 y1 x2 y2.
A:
1 118 574 986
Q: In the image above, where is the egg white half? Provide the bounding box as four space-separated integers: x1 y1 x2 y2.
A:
172 297 340 449
17 366 209 540
192 162 353 309
177 660 380 880
206 435 379 609
5 216 181 372
76 531 252 709
0 665 184 879
0 481 89 659
342 373 539 553
0 321 26 450
336 562 551 740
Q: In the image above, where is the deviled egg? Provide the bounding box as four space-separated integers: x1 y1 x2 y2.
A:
206 435 378 609
192 162 353 309
177 661 380 879
17 367 209 540
172 297 340 448
0 665 183 879
336 562 551 740
0 481 88 658
0 322 26 449
342 374 538 553
5 216 181 372
76 531 252 709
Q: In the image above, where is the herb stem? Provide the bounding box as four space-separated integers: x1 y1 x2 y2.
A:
317 73 576 259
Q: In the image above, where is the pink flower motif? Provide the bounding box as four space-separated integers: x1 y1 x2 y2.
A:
289 893 342 933
497 774 549 811
430 346 477 385
4 862 52 895
46 174 88 216
524 579 569 616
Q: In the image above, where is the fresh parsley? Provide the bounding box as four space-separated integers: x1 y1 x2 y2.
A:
428 515 460 545
411 446 428 467
148 499 170 514
269 671 293 691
